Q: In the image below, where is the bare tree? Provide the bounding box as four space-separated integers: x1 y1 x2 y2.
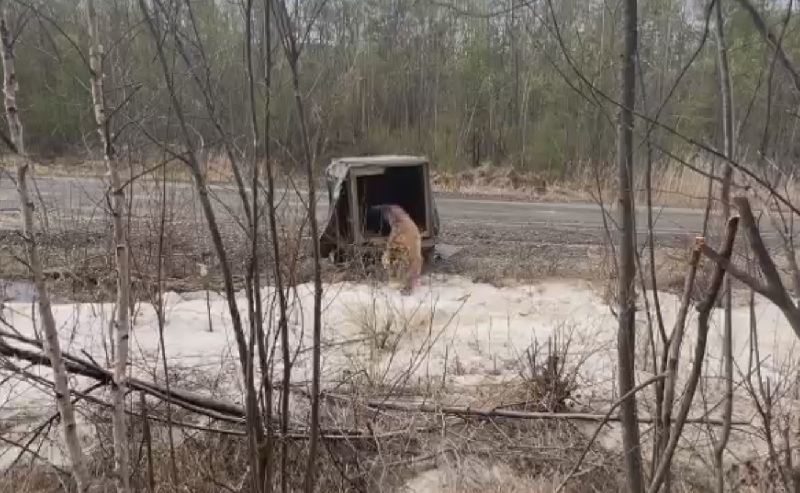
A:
85 0 131 490
243 0 273 490
712 0 735 489
135 1 268 490
272 1 325 490
616 0 645 489
0 3 90 491
257 0 293 490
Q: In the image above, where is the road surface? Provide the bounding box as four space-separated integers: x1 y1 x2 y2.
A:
0 175 742 246
1 174 789 288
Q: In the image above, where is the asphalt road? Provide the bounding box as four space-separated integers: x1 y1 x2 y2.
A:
0 175 776 248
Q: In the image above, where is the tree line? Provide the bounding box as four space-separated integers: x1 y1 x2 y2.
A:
8 0 798 176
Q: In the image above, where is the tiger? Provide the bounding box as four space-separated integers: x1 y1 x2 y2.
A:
370 204 423 294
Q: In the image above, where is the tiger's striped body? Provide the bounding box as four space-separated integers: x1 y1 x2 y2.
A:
372 204 422 294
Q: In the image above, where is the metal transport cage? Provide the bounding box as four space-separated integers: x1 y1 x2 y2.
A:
318 155 440 265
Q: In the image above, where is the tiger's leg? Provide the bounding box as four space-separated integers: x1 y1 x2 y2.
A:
403 237 423 293
382 253 401 284
407 255 422 290
393 249 412 291
385 245 412 294
382 229 400 280
381 247 393 277
386 237 412 295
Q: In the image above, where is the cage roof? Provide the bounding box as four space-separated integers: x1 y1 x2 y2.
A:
328 155 428 167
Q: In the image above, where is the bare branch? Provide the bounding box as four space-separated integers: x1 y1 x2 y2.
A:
732 0 800 96
649 215 740 493
659 238 703 463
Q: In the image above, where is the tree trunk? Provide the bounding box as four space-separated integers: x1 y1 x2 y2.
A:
86 0 131 490
713 0 735 490
0 8 90 492
272 3 324 491
135 3 266 492
616 0 645 490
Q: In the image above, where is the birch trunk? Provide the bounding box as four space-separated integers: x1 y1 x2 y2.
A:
85 0 131 490
0 8 90 492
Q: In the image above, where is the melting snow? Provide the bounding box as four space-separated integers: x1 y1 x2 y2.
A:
1 275 798 474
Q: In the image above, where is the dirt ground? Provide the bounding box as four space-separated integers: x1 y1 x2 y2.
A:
0 207 773 307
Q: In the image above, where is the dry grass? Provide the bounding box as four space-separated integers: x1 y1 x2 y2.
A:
0 268 620 492
26 151 249 185
0 415 631 493
0 333 641 493
433 159 800 209
1 269 782 492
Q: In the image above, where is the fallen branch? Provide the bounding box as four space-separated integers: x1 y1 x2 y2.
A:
0 331 245 420
0 433 69 476
364 399 747 426
114 390 440 441
0 331 446 441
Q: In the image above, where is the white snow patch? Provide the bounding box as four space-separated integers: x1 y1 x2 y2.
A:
0 275 798 478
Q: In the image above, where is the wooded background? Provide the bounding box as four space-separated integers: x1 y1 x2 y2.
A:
11 0 796 177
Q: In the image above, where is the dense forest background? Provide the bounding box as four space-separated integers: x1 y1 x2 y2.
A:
8 0 799 179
